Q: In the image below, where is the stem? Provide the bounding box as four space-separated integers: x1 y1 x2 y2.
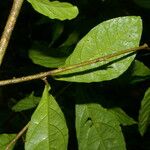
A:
0 0 24 65
5 122 30 150
0 44 149 86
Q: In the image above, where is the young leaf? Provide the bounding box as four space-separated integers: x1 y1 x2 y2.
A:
27 0 79 20
25 84 68 150
138 88 150 136
76 104 126 150
0 134 16 150
55 16 142 83
134 0 150 9
12 92 40 112
109 108 137 126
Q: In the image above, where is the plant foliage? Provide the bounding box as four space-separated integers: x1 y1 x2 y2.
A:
55 16 142 82
76 104 126 150
27 0 79 20
138 88 150 136
0 0 150 150
25 84 68 150
0 134 16 150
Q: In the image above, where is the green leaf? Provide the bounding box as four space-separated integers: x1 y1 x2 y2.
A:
25 84 68 150
109 108 137 126
29 40 75 68
132 60 150 77
76 104 126 150
29 48 66 68
12 92 40 112
134 0 150 9
115 60 150 84
55 16 142 83
130 60 150 84
27 0 79 20
130 60 150 83
0 134 16 150
138 87 150 136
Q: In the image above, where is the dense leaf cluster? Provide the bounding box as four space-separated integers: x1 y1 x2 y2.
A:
0 0 150 150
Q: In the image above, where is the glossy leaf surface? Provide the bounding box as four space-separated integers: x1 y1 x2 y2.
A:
25 84 68 150
55 16 142 83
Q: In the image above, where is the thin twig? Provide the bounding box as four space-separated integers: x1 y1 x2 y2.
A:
0 0 24 65
0 44 149 86
5 122 30 150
